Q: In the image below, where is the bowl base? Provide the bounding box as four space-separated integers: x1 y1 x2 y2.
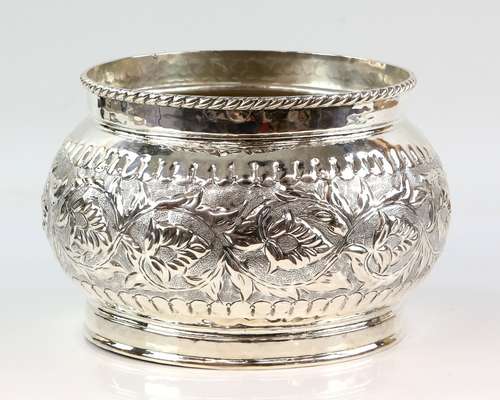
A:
85 305 399 369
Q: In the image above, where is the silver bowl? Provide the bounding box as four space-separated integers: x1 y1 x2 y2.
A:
42 51 450 368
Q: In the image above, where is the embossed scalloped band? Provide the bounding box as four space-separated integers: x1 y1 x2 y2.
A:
44 51 449 368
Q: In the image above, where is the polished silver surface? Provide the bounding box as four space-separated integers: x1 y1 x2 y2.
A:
81 50 416 110
43 51 450 368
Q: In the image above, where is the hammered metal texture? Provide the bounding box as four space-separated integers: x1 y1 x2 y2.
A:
43 51 450 367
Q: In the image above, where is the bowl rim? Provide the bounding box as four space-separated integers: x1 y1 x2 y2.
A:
81 50 416 111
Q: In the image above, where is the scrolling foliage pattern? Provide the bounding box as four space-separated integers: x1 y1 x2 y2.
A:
42 144 450 304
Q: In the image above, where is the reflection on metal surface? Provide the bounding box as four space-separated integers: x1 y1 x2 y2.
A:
89 342 380 400
85 304 398 368
43 51 450 368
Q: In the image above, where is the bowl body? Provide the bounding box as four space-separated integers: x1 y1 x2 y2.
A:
43 51 450 368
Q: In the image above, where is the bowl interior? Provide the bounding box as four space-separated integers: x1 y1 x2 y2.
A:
84 50 412 97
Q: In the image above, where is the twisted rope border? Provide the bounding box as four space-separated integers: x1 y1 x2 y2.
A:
81 74 416 111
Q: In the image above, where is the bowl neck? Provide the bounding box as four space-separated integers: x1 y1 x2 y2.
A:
89 96 404 139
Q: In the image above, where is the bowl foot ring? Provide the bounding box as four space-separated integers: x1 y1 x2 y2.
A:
85 305 399 369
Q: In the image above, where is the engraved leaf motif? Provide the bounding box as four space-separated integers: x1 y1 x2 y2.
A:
387 218 419 258
121 234 142 265
264 210 332 272
65 198 111 258
192 205 242 232
108 177 125 222
354 179 375 215
385 176 417 205
410 187 429 208
253 281 299 300
46 138 451 308
124 271 148 289
302 269 351 292
228 269 254 301
274 188 321 203
127 181 150 217
156 191 203 212
52 176 69 201
326 181 352 217
93 261 127 281
436 188 451 240
306 207 336 223
363 213 420 275
195 267 224 301
229 204 334 274
139 219 210 289
343 244 381 286
425 183 451 238
43 175 68 233
342 211 423 286
221 249 254 301
227 205 267 252
139 254 172 288
304 204 348 236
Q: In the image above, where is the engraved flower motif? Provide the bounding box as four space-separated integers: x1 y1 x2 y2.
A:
58 197 111 260
129 219 210 289
42 174 68 234
368 214 419 274
436 188 451 242
230 205 332 272
346 213 420 278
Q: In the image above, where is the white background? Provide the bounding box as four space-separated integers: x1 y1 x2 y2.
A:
1 1 499 398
